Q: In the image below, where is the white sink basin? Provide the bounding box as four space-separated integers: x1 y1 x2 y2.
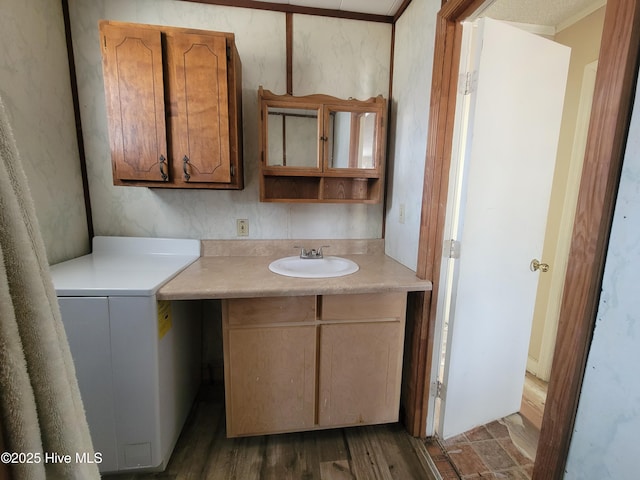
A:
268 256 359 278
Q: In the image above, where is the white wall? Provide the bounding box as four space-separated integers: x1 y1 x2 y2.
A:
385 0 438 270
564 68 640 479
68 0 391 241
292 14 392 99
0 0 89 264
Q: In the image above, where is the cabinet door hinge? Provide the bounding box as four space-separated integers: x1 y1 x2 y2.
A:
445 239 461 259
230 164 235 177
433 380 445 399
226 45 231 62
458 71 478 95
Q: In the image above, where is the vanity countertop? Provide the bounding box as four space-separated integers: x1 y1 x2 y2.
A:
157 239 432 300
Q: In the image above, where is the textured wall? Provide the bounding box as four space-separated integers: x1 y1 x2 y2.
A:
564 67 640 480
68 0 391 241
385 0 438 270
292 14 392 99
0 0 89 264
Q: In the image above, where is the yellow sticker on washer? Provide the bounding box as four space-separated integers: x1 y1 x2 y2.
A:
157 300 172 339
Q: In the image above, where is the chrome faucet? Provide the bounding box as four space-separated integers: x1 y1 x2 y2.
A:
294 245 329 259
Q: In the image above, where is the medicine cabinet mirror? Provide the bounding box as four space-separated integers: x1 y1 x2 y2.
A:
266 106 319 168
327 108 378 170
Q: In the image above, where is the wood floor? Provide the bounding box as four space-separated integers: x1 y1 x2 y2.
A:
104 385 438 480
519 372 547 430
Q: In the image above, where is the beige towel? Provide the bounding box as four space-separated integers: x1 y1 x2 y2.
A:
0 94 99 479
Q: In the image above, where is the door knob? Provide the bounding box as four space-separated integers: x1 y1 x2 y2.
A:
530 259 550 273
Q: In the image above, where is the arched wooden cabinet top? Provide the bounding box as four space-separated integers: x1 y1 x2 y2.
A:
258 87 387 203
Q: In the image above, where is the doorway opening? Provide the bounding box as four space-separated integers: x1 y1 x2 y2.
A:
410 0 639 475
434 2 604 478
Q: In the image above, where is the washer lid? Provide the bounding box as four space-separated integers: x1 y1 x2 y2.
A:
50 237 200 296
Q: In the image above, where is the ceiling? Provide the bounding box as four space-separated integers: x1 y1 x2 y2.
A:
248 0 605 27
482 0 605 29
248 0 405 17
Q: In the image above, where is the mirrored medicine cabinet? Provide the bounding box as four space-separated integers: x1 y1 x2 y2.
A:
258 87 387 203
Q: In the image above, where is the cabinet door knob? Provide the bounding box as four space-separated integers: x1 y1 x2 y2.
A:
159 155 168 181
183 155 191 182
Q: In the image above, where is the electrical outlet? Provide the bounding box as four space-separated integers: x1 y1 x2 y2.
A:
237 219 249 236
399 204 406 224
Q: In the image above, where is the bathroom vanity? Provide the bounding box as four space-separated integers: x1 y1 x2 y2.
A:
223 292 406 437
158 239 431 437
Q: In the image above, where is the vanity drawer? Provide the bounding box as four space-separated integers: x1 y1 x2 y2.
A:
321 292 406 321
225 296 316 326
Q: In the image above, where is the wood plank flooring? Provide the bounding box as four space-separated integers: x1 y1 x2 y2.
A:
104 385 437 480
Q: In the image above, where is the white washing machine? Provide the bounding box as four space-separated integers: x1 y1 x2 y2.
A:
50 236 201 474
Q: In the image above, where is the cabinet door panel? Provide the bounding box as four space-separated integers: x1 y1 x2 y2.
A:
226 296 316 326
100 24 167 182
226 326 316 436
318 322 403 427
321 292 405 321
167 33 231 183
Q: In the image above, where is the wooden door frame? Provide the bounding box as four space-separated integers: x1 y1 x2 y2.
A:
405 0 640 478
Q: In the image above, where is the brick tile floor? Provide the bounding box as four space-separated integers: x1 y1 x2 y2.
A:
424 418 536 479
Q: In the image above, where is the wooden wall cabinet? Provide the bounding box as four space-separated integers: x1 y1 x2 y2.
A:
99 21 243 189
222 292 406 437
258 87 387 203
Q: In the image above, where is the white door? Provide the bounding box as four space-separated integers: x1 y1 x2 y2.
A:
437 18 570 439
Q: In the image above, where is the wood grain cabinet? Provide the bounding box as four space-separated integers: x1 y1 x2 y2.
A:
317 293 405 428
99 21 243 189
222 292 406 437
258 87 387 203
222 296 317 437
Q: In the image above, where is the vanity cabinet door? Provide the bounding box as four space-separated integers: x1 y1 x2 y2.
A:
318 292 406 427
225 325 317 437
317 321 404 427
223 296 317 437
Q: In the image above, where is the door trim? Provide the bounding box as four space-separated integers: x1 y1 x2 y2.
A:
409 0 640 478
